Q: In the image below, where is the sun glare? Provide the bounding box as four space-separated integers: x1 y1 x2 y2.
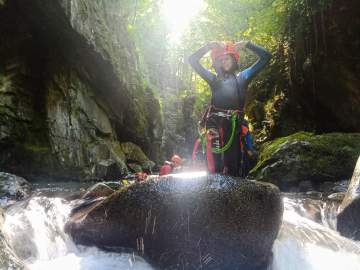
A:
172 171 207 179
161 0 204 42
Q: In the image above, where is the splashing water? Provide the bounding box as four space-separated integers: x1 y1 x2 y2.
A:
2 196 153 270
272 198 360 270
2 188 360 269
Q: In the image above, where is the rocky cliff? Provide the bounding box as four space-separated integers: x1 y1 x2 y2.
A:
0 0 163 180
246 0 360 140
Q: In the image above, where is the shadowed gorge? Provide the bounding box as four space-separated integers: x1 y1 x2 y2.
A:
0 0 162 180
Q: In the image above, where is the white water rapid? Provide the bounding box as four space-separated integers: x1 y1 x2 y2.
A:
272 198 360 270
2 196 153 270
2 190 360 270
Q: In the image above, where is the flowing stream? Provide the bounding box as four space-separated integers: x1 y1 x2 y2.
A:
273 198 360 270
2 182 360 270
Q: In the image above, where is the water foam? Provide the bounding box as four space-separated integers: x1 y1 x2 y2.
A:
272 198 360 270
3 196 153 270
3 193 360 269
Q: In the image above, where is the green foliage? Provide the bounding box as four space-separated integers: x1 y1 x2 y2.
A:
170 0 294 120
118 0 336 142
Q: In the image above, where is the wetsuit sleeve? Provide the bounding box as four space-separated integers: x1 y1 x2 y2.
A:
245 131 254 151
189 44 216 85
240 42 272 83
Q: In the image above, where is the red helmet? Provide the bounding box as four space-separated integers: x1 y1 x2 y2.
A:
211 42 240 63
171 155 182 165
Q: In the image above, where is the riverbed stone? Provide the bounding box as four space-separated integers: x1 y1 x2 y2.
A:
327 192 345 202
337 156 360 240
0 173 31 206
127 163 143 173
94 159 123 181
250 132 360 191
82 183 115 200
66 174 283 270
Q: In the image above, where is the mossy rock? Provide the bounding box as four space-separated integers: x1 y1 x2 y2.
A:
121 142 155 170
127 163 143 173
0 0 162 181
250 132 360 191
108 141 128 175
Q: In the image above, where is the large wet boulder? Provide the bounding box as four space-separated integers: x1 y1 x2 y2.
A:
250 132 360 191
0 173 31 206
66 174 283 270
337 156 360 240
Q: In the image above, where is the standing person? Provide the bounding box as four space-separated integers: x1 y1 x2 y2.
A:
189 41 271 176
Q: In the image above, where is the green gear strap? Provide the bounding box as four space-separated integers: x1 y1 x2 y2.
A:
198 112 238 154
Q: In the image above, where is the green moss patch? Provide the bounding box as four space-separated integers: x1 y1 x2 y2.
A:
251 132 360 190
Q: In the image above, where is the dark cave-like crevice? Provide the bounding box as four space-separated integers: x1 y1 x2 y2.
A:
1 0 155 150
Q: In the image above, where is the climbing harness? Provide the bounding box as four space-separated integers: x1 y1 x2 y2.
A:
197 106 241 154
192 105 254 176
198 110 238 154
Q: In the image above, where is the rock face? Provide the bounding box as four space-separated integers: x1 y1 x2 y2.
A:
250 132 360 191
121 142 155 172
66 174 283 270
0 0 162 180
246 0 360 140
337 156 360 240
0 172 31 206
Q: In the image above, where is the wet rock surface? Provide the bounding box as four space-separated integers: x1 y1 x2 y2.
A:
338 197 360 240
0 0 161 180
251 132 360 191
0 172 31 206
66 174 283 270
121 142 156 172
82 183 115 200
337 156 360 240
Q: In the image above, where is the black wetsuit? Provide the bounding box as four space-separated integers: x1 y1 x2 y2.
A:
189 42 271 176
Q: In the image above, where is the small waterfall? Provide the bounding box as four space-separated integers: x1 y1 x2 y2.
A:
272 198 360 270
2 190 360 269
2 196 153 270
282 195 341 230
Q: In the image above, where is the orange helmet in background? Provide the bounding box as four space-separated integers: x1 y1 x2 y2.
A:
211 42 240 63
171 155 182 166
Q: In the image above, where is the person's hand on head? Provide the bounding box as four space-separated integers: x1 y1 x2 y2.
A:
235 41 249 50
208 41 223 49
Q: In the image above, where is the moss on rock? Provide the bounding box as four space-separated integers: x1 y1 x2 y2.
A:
0 0 163 180
251 132 360 191
121 142 155 170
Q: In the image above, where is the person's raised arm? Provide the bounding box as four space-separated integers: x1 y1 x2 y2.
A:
189 43 217 85
237 41 272 83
